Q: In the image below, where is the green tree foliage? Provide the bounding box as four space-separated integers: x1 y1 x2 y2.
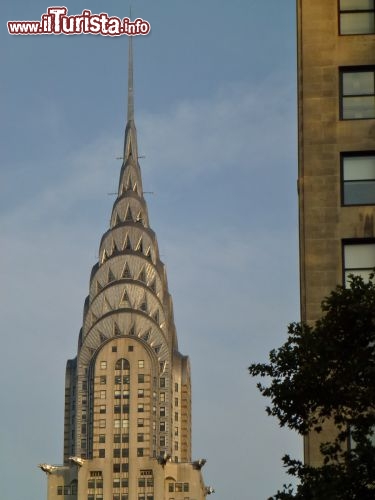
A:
249 275 375 499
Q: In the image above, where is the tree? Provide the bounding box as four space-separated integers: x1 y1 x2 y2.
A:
249 274 375 499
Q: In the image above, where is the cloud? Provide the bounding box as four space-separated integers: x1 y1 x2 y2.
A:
139 73 296 184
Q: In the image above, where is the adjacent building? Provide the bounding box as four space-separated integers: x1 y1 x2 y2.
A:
297 0 375 465
39 39 210 500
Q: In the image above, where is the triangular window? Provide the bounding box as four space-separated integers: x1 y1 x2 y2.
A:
114 323 122 336
99 333 107 343
136 211 144 225
121 262 132 279
108 269 116 283
141 330 151 342
126 176 133 191
133 182 137 192
138 267 146 283
153 344 161 354
96 281 103 293
125 206 133 222
149 279 156 293
153 310 160 323
123 235 132 251
129 324 136 336
136 237 143 253
120 289 131 305
139 296 147 312
101 250 108 264
115 213 121 226
145 247 152 261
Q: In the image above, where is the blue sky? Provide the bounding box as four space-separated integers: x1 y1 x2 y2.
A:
1 1 300 499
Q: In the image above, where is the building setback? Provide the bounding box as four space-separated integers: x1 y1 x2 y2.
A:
39 39 210 500
297 0 375 465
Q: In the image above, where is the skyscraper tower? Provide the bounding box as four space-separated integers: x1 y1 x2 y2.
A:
297 0 375 465
40 38 209 500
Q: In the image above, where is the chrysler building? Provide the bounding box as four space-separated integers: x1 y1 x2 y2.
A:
40 38 209 500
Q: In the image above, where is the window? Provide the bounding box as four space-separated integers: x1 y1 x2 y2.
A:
99 419 106 428
137 447 144 456
160 436 166 447
138 374 145 383
343 241 375 285
160 378 165 388
160 407 165 417
114 434 121 443
113 464 120 473
99 434 105 443
114 448 120 458
138 418 144 427
122 463 129 472
128 346 134 352
137 433 144 442
341 68 375 119
114 405 121 414
112 346 117 352
160 392 165 402
122 478 129 487
116 359 130 371
99 405 106 414
138 389 144 398
122 448 129 457
342 153 375 205
98 449 105 458
100 390 106 399
100 375 106 385
175 383 178 392
138 360 144 368
138 403 144 412
113 478 120 488
114 419 121 428
339 0 375 35
100 361 107 369
160 422 166 432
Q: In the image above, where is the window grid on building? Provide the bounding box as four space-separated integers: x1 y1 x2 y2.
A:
340 67 375 119
339 0 375 35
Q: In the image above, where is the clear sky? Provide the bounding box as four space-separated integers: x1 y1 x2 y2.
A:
1 1 300 499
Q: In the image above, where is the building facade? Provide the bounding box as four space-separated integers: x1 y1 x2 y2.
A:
297 0 375 465
39 40 210 500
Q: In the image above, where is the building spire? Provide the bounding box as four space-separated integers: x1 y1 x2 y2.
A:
127 34 134 123
123 28 138 163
